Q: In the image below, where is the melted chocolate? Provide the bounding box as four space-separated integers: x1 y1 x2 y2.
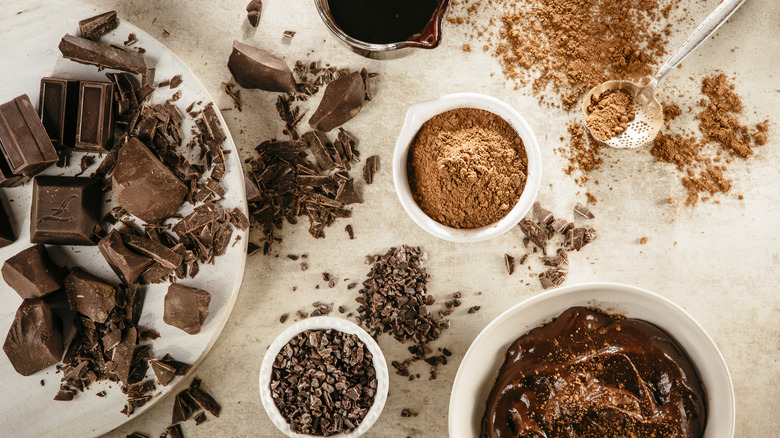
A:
481 307 706 438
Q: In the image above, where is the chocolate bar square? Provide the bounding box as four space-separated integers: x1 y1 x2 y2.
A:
39 77 80 148
0 94 59 175
30 175 102 245
75 81 115 151
1 244 65 299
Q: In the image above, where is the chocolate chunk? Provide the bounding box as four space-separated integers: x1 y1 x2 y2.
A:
539 267 566 289
194 412 207 425
30 176 102 245
308 71 365 131
247 10 261 27
54 387 76 401
166 424 183 438
0 157 27 187
123 234 183 269
112 138 187 222
574 202 595 219
345 224 355 239
533 202 554 226
169 75 183 89
335 178 362 204
0 197 16 248
111 327 137 385
246 0 262 27
230 207 250 231
244 174 261 202
59 34 147 75
551 217 569 234
518 218 547 250
151 359 177 386
0 94 59 175
98 230 154 284
64 268 117 323
164 284 211 335
227 40 296 93
202 103 226 144
302 131 334 171
3 299 63 376
75 81 115 151
189 381 221 417
363 155 378 184
2 244 65 299
38 77 80 148
504 254 515 275
79 11 119 40
172 389 197 424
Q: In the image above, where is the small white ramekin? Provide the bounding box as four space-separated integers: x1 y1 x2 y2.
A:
392 93 542 243
259 316 389 438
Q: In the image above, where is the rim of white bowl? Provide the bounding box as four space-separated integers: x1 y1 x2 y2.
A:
259 316 390 438
448 281 735 437
392 93 542 243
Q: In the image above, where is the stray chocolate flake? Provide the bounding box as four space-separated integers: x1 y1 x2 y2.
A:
362 155 378 184
345 224 355 239
504 254 515 275
574 202 595 219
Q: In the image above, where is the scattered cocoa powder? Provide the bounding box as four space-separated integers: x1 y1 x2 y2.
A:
585 89 636 141
408 108 528 229
560 121 603 185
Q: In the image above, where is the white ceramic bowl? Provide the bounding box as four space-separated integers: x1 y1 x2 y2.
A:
259 316 389 438
392 93 542 243
449 282 734 437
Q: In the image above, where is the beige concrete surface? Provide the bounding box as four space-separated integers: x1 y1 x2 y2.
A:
73 0 778 436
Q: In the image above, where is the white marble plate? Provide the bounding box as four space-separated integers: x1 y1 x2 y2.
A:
0 1 248 436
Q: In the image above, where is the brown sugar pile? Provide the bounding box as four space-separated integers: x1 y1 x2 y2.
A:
584 90 637 141
408 108 528 229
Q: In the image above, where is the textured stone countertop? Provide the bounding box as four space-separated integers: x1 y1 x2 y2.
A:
73 0 779 436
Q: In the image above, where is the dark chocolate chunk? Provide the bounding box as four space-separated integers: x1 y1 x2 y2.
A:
230 207 250 231
112 138 187 222
201 103 226 144
246 0 263 13
345 224 354 239
151 359 177 386
363 155 378 184
518 218 547 250
308 71 365 132
551 217 569 234
2 244 65 299
123 234 183 269
59 34 147 74
539 267 566 289
164 284 211 335
246 1 262 27
574 202 595 219
75 81 115 151
245 174 261 202
504 254 515 275
533 202 554 226
64 268 117 323
3 299 63 376
0 94 59 175
172 389 197 424
98 230 154 284
166 424 183 438
0 196 16 248
79 11 119 40
194 412 207 425
30 175 102 245
54 387 76 401
169 75 183 89
38 77 80 148
227 40 296 93
335 178 362 204
0 157 27 187
189 381 221 417
111 327 137 385
301 131 334 171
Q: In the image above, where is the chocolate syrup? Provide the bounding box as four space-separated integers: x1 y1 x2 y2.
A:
327 0 440 44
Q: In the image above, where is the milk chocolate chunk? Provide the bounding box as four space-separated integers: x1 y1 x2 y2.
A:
150 359 177 386
2 244 65 299
39 78 80 148
30 176 102 245
163 284 211 335
59 34 147 75
64 268 117 323
75 81 115 151
227 40 296 93
0 196 15 248
112 138 187 222
3 299 63 376
308 71 365 132
98 230 154 284
79 11 119 40
0 95 59 175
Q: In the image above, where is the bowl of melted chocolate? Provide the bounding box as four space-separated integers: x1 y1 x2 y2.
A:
314 0 450 59
449 282 735 438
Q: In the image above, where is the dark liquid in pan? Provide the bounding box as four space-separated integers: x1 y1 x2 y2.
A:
327 0 440 44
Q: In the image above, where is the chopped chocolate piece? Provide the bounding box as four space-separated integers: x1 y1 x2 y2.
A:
169 75 183 89
166 424 183 438
2 244 65 299
59 34 147 74
189 382 221 417
246 0 262 13
362 155 378 184
98 230 154 284
111 327 137 385
172 389 197 423
3 299 63 376
574 202 595 219
123 234 183 269
533 202 554 226
567 227 587 251
79 11 119 40
551 217 569 234
202 103 226 144
335 178 362 204
308 71 365 132
539 267 567 289
302 131 334 171
279 313 289 323
227 40 296 93
194 412 207 425
504 254 515 275
64 268 117 323
151 359 177 386
164 284 211 335
0 157 27 187
38 77 80 148
54 387 76 401
112 138 187 222
0 197 14 248
244 174 262 202
345 224 355 239
247 10 261 27
230 207 250 231
0 94 59 175
124 33 137 46
139 328 160 341
30 176 102 245
518 218 547 250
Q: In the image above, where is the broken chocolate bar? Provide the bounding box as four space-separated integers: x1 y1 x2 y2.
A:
2 244 65 299
0 94 59 175
3 299 63 376
79 10 119 40
0 157 26 187
112 138 187 222
164 284 211 335
75 81 115 151
0 196 15 248
98 230 154 284
64 268 117 323
59 34 147 75
39 77 80 148
30 175 102 245
308 71 365 132
227 40 296 93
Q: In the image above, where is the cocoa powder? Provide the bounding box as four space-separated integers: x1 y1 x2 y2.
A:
408 108 528 229
584 90 637 141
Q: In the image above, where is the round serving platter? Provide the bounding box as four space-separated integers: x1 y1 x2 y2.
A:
0 1 248 436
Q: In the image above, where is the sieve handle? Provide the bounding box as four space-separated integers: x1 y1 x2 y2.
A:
652 0 747 86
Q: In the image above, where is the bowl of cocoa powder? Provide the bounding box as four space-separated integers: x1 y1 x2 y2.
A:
393 93 541 242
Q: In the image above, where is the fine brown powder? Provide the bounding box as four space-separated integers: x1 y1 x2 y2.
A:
408 108 528 229
584 90 637 141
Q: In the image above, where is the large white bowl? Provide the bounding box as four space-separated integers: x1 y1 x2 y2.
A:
392 93 542 243
259 316 389 438
449 282 735 437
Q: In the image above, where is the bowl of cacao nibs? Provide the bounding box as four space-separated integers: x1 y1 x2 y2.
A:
259 316 389 437
393 92 542 243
